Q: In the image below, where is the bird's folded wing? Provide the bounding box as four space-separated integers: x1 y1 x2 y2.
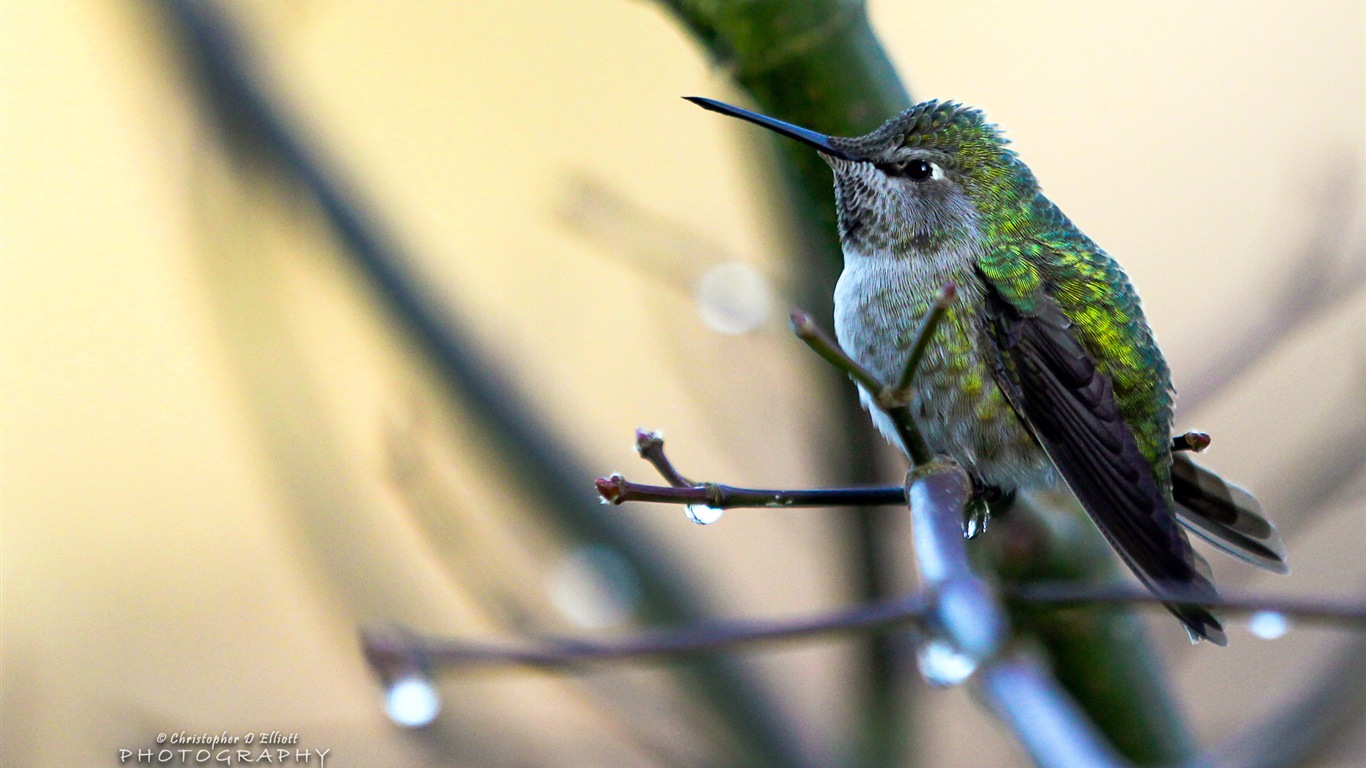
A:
981 279 1226 645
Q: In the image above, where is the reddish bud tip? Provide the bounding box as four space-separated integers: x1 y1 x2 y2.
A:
635 428 662 454
1172 431 1213 453
789 309 816 337
595 474 627 504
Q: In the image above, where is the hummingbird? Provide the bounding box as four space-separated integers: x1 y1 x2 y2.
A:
686 95 1288 645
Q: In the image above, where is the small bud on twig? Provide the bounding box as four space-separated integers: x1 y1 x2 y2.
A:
1172 431 1213 453
595 474 628 505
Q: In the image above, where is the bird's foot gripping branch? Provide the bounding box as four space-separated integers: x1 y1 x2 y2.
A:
601 287 1008 686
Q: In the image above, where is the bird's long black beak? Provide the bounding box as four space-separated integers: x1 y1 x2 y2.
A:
684 96 855 161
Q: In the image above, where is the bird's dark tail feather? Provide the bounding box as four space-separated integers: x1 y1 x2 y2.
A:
1171 453 1290 575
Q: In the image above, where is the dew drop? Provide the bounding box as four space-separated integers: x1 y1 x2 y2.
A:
685 504 724 525
385 675 440 728
696 262 772 335
1248 610 1291 640
963 501 989 539
548 544 641 628
916 638 979 687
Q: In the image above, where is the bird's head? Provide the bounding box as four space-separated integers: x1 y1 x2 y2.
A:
686 97 1034 256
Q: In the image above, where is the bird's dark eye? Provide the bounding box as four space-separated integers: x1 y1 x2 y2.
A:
874 158 941 181
905 159 934 181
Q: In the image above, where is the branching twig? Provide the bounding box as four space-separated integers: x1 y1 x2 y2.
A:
790 284 957 466
633 428 694 487
895 284 958 394
596 473 905 509
600 426 1218 511
598 431 905 508
789 310 884 393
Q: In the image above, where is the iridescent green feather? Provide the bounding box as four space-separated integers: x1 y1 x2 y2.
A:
981 199 1176 496
900 106 1177 494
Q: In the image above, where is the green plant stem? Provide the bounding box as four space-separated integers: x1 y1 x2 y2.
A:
161 3 812 766
983 494 1196 765
661 3 1199 765
656 4 916 763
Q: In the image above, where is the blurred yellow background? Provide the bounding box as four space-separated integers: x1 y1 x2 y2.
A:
3 1 1364 766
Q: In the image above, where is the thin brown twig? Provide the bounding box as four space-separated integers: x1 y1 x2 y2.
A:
599 429 905 508
789 310 883 393
893 283 957 393
600 426 1220 510
791 285 957 465
363 583 1366 675
791 307 934 460
368 594 932 671
1011 582 1366 626
596 473 905 508
634 428 693 487
790 310 924 457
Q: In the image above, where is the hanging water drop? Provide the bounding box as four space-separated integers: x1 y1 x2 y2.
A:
685 504 724 525
916 638 979 687
385 675 441 728
962 500 989 539
1247 610 1291 640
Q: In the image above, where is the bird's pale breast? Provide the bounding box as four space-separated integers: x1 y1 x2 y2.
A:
833 250 1051 489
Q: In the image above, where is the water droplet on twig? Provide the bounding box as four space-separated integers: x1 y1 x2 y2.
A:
385 675 440 728
916 638 979 687
963 501 989 539
685 504 724 525
1248 610 1291 640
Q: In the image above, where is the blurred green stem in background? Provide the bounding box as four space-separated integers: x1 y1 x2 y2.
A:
656 2 917 763
160 0 1206 763
658 1 1194 765
159 2 812 766
982 495 1196 764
